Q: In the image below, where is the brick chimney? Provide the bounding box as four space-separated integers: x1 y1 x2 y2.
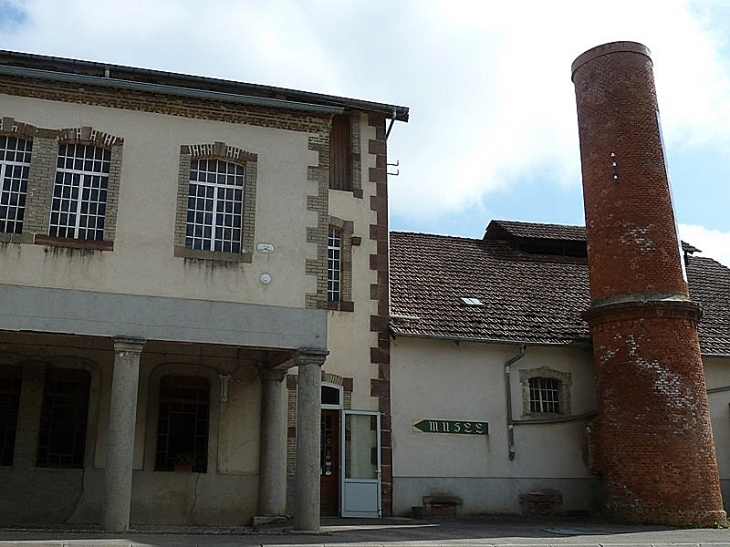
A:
572 41 725 526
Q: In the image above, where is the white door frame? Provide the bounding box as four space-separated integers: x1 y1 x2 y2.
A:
340 409 381 518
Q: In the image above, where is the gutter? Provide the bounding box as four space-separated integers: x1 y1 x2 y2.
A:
0 50 410 121
0 65 344 115
389 329 592 349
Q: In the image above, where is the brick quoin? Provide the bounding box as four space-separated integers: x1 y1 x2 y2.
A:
572 42 725 526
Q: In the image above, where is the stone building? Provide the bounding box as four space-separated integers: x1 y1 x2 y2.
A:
0 50 408 530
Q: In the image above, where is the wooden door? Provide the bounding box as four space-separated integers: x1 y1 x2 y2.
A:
320 409 340 515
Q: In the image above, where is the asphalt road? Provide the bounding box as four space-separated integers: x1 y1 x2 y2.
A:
1 516 729 546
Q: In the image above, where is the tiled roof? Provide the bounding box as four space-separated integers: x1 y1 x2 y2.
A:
485 219 586 241
390 221 730 355
686 256 730 355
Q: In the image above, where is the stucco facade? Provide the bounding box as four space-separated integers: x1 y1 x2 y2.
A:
0 51 408 529
391 337 602 515
389 225 730 518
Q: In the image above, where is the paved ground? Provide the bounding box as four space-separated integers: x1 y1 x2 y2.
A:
1 516 729 546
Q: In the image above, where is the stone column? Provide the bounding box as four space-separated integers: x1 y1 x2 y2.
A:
257 369 287 516
103 338 145 532
293 348 328 531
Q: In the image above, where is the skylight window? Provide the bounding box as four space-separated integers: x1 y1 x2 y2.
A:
460 297 484 306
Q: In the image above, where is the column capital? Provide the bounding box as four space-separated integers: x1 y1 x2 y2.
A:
262 369 287 382
113 337 146 354
294 348 329 368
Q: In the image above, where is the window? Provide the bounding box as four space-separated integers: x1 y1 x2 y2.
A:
175 143 257 262
186 159 244 252
36 369 91 468
520 367 571 417
329 114 352 191
529 377 560 413
0 366 22 466
328 227 342 302
155 376 209 473
49 144 110 241
0 136 32 235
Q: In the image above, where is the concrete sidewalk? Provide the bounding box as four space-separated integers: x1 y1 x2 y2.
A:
0 516 729 546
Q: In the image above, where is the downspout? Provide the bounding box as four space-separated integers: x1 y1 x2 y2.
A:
504 344 526 460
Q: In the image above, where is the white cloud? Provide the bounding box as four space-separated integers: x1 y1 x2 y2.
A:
1 0 729 237
679 224 730 267
388 0 730 223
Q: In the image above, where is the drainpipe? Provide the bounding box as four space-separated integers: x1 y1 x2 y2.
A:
504 344 526 461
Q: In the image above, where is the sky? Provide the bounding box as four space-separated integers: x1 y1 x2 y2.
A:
1 0 729 266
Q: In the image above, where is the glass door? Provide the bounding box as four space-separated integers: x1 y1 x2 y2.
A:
341 410 381 517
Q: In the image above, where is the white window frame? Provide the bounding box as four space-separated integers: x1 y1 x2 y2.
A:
186 158 245 253
0 135 32 235
529 377 560 413
328 227 342 302
519 366 572 417
49 144 110 241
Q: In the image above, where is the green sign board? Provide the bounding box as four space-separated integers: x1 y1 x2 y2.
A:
413 420 488 435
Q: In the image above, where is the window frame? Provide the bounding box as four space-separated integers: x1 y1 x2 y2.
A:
154 375 210 473
328 226 342 302
36 368 91 469
185 158 244 253
0 135 32 237
326 217 354 311
519 366 572 418
0 120 123 250
48 143 111 242
175 142 257 263
528 376 561 414
0 365 22 467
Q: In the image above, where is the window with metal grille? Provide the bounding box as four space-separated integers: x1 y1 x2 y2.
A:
328 227 342 302
49 144 110 240
0 366 22 466
155 376 209 473
36 369 90 468
0 136 32 234
529 377 560 414
186 159 244 253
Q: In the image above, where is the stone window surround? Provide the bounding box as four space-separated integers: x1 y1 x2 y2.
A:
174 142 257 263
0 117 123 251
326 216 354 312
519 366 572 417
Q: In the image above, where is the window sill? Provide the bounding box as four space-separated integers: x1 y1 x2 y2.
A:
0 232 33 244
520 412 568 421
35 234 114 251
326 300 354 312
174 246 253 263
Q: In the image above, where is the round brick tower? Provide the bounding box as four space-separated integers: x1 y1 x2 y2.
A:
572 42 726 526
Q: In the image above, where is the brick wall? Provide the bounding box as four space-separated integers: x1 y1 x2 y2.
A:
573 42 725 526
367 113 392 515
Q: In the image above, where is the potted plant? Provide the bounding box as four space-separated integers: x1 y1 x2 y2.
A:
173 452 195 473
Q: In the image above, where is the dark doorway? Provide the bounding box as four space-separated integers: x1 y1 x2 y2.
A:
320 409 340 515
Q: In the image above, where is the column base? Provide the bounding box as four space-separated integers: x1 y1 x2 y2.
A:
251 515 290 532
